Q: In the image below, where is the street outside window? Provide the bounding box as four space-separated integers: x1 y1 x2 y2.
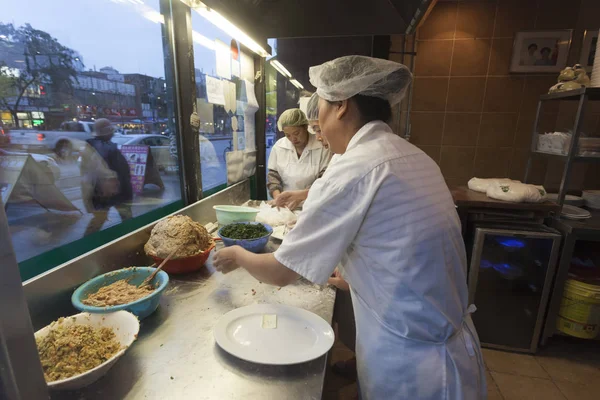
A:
0 0 183 277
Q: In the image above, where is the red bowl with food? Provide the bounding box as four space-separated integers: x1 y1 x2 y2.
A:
150 242 216 274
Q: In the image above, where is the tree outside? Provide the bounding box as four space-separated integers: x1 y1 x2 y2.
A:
0 23 81 127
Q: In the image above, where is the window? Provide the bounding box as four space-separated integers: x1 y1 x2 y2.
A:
1 0 184 280
190 10 256 193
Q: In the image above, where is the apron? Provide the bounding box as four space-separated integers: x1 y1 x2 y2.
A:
353 289 486 400
279 148 320 192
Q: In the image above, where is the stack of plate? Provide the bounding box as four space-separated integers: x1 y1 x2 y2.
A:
546 193 585 207
561 205 592 220
591 29 600 87
582 190 600 209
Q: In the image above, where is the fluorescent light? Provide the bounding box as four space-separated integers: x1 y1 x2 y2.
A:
270 60 291 78
290 79 304 90
192 31 215 50
194 3 270 57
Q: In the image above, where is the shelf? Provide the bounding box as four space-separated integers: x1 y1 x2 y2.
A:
539 87 600 101
531 150 600 162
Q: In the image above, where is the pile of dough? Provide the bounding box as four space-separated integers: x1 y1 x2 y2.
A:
144 215 213 259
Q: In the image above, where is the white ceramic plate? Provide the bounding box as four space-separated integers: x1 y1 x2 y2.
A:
561 205 591 220
35 311 139 391
214 304 334 365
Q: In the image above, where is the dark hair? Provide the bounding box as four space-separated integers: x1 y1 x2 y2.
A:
528 43 538 50
351 94 392 123
540 47 552 55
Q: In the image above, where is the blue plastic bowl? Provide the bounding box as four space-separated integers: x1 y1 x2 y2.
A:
218 222 273 253
72 267 169 320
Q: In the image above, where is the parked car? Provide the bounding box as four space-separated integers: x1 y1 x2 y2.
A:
0 149 61 183
8 120 95 159
111 134 175 172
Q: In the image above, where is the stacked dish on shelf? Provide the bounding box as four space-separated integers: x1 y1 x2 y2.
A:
560 204 592 220
583 190 600 210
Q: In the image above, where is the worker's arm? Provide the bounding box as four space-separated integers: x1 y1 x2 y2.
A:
213 246 299 287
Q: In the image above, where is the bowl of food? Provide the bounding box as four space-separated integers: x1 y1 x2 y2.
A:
213 205 260 226
72 267 169 320
145 215 216 274
218 222 273 253
35 311 139 391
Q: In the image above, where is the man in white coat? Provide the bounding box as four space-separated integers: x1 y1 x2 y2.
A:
214 55 486 399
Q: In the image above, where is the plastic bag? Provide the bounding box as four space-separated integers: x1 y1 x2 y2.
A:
486 181 547 203
255 201 298 227
468 177 518 193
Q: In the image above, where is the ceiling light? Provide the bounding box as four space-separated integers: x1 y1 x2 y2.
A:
290 79 304 90
270 60 291 78
194 3 270 57
192 31 215 50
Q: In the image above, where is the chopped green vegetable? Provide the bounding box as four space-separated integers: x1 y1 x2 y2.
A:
221 223 268 239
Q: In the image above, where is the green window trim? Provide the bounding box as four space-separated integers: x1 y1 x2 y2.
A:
19 200 184 282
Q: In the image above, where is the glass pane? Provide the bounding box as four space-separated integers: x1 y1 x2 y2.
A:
191 12 255 192
1 0 182 271
472 232 555 350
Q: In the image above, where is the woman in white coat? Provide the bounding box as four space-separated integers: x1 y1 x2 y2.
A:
274 94 335 210
215 55 486 399
267 108 330 206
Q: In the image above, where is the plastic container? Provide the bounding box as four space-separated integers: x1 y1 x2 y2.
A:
213 205 259 226
556 278 600 339
72 267 169 320
219 222 272 253
150 242 215 274
35 311 139 391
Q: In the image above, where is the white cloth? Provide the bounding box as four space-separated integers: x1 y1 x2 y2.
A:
267 134 330 192
275 121 486 400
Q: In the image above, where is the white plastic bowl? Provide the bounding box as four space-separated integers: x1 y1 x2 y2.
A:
35 311 140 391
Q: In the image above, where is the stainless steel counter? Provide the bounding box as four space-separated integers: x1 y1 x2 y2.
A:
53 242 336 400
23 181 336 400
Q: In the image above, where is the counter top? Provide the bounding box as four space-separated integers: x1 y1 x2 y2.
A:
53 242 336 400
451 186 561 213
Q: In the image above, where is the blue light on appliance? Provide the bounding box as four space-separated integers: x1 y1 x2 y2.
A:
493 263 524 279
496 237 526 249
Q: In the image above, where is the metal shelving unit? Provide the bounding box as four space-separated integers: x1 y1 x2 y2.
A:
524 87 600 207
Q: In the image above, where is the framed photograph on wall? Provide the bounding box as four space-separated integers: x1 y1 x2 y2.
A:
510 30 572 73
579 29 598 72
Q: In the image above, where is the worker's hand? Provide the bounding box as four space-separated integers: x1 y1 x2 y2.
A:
213 246 241 274
274 190 305 210
328 268 350 291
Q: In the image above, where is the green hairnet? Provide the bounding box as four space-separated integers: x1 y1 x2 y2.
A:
277 108 308 132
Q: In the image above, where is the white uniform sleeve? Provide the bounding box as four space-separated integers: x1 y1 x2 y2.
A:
274 176 371 284
267 143 279 171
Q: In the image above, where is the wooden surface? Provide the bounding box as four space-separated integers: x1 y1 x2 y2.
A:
451 186 561 213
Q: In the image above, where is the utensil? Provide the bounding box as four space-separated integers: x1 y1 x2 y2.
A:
214 304 334 365
213 205 259 226
140 246 179 287
218 222 273 253
35 311 139 390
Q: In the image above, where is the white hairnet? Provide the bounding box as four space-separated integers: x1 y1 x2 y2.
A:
306 93 320 121
277 108 308 132
309 55 413 106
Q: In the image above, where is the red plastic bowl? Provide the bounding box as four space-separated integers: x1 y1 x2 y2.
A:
150 242 216 274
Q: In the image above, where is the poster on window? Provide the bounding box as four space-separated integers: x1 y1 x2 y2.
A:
215 39 232 79
121 145 149 194
206 76 226 106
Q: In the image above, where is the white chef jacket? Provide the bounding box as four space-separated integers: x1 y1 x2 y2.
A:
267 134 331 192
275 121 486 400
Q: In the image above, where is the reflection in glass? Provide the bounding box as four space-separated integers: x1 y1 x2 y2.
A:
1 0 182 267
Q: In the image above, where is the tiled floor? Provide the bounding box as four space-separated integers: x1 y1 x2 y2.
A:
323 336 600 399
